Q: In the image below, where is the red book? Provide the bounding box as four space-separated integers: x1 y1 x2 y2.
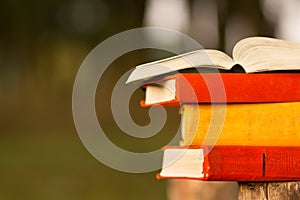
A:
157 146 300 181
142 73 300 106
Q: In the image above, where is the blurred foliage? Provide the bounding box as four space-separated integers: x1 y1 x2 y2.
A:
0 1 170 199
0 0 146 133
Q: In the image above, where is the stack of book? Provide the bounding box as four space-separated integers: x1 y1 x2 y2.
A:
126 37 300 181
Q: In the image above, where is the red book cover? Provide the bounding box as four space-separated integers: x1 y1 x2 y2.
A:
157 146 300 181
142 73 300 106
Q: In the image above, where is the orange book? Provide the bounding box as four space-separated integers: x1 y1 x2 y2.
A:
141 73 300 106
180 102 300 146
158 146 300 181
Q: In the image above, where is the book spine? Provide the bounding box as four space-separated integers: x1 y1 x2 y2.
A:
203 146 263 181
176 73 300 103
181 102 300 147
265 147 300 180
203 146 300 181
142 73 300 106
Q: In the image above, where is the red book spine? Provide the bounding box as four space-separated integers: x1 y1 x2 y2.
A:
143 73 300 106
179 73 300 103
203 146 300 181
203 146 264 181
157 146 300 181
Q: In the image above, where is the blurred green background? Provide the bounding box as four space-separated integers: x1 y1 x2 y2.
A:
0 0 296 199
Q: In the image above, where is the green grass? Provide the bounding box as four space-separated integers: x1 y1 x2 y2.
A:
0 133 167 200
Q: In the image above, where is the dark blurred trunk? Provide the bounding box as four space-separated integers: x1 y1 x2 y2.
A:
217 0 274 52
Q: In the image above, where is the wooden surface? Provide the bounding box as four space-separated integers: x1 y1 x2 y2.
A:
238 182 300 200
168 181 300 200
167 179 238 200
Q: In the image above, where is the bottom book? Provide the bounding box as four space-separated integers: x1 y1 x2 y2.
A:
158 146 300 181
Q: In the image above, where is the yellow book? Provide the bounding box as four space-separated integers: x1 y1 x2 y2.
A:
181 102 300 146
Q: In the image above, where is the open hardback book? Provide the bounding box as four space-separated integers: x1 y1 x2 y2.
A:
126 37 300 84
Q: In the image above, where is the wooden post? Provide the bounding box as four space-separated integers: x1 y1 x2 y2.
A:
168 181 300 199
168 180 238 200
238 182 300 200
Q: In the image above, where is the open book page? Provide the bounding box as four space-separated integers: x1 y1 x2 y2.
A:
126 37 300 84
233 37 300 72
126 49 233 83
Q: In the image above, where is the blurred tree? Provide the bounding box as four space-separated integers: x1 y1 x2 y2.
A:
0 0 146 133
0 0 146 83
188 0 274 52
217 0 274 52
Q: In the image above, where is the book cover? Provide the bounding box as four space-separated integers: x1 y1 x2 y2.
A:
180 102 300 146
158 146 300 181
141 73 300 106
